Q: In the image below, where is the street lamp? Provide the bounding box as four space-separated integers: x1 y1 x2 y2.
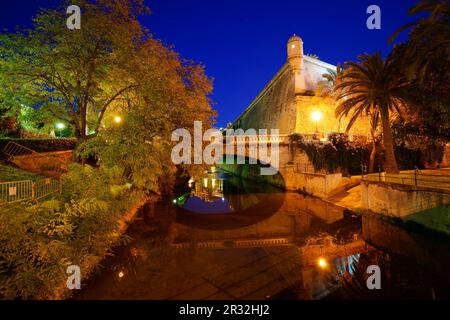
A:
56 123 65 138
114 116 122 124
318 258 328 269
311 111 322 133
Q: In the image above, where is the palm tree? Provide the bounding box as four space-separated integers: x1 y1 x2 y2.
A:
367 111 380 174
389 0 450 81
335 53 414 174
318 64 381 173
316 64 343 97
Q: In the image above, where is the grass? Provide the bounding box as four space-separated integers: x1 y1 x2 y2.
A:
0 164 44 182
357 207 450 241
405 206 450 237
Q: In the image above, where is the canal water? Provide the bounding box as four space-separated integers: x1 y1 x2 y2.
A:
75 171 450 300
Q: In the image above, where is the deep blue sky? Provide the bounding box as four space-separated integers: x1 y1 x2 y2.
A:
0 0 419 127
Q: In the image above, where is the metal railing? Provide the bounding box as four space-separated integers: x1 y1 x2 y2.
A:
2 141 70 176
0 180 33 204
283 162 318 174
2 141 38 161
224 134 290 144
0 177 62 205
362 170 450 191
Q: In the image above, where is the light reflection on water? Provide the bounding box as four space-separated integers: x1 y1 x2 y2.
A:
74 172 450 300
183 195 232 214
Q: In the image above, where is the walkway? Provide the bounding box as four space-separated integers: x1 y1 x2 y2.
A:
363 168 450 191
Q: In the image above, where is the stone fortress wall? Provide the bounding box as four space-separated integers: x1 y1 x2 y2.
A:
232 34 372 139
232 65 296 135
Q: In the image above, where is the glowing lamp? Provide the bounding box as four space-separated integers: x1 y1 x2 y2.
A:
311 111 323 122
311 111 323 133
318 258 328 269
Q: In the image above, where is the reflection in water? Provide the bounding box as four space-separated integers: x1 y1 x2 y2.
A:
74 173 450 300
177 172 286 229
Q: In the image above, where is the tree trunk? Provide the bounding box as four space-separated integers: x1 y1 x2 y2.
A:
380 105 399 174
368 124 377 173
369 140 377 173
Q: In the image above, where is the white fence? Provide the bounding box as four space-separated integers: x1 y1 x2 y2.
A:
0 177 62 205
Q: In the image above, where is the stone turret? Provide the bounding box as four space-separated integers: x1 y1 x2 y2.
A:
287 34 303 73
287 34 305 94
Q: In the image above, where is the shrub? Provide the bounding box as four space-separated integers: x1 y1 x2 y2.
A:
292 133 426 175
0 117 20 138
292 133 370 175
0 164 143 299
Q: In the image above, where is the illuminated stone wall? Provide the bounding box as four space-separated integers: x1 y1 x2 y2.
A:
233 65 296 135
361 181 450 217
233 35 372 139
295 95 372 137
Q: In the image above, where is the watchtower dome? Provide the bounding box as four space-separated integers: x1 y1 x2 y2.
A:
287 34 303 72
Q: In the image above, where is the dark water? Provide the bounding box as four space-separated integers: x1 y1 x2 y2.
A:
75 172 450 300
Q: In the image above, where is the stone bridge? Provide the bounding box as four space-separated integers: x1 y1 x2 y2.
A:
217 34 370 196
215 133 343 197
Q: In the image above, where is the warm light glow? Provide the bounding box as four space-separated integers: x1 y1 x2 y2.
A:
311 111 323 122
172 199 177 204
318 258 328 268
114 116 122 124
203 178 208 188
118 271 124 278
56 123 65 130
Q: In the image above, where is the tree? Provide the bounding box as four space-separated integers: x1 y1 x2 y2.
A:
389 0 450 82
367 111 381 174
77 36 215 194
0 0 150 142
335 53 416 174
388 1 449 155
316 64 343 97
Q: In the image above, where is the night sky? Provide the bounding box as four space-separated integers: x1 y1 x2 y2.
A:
0 0 419 127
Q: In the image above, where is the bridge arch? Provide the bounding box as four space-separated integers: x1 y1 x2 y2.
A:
218 154 286 190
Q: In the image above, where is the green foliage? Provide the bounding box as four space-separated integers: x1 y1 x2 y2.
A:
0 164 44 182
0 0 215 142
0 163 143 299
293 133 370 175
389 0 449 83
0 117 20 138
0 201 73 299
293 134 426 175
18 106 66 137
389 1 449 149
1 0 216 297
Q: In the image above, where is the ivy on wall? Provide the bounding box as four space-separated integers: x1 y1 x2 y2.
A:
291 133 434 175
291 133 370 175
